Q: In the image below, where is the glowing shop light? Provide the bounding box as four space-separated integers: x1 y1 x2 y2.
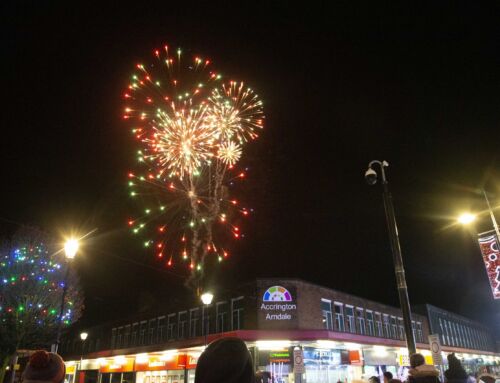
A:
344 342 361 351
160 350 177 361
97 358 107 366
373 346 388 356
256 340 291 350
114 356 126 365
136 354 149 364
317 340 337 349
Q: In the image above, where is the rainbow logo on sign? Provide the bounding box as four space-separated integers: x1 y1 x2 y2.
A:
263 286 293 302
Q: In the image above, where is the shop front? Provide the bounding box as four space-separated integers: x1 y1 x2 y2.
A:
99 357 135 383
135 353 186 383
255 347 293 383
65 363 77 383
252 342 365 383
302 347 353 383
134 351 199 383
443 353 500 376
78 358 100 383
362 347 400 381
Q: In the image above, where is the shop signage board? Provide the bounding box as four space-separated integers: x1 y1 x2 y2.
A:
258 349 291 367
363 350 398 366
477 231 500 299
258 282 298 329
293 349 305 374
66 365 76 374
135 355 186 371
428 334 443 365
99 358 135 373
398 354 410 367
303 348 341 366
348 350 362 366
398 353 433 366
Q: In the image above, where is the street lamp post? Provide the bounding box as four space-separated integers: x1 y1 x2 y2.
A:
79 332 88 377
200 292 214 347
365 160 417 355
54 239 79 353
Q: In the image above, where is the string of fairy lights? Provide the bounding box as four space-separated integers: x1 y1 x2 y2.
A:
0 244 77 325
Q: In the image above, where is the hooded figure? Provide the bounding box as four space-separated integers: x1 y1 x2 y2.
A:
407 353 440 383
444 353 467 383
194 337 254 383
22 350 66 383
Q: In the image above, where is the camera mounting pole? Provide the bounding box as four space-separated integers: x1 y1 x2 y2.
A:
365 160 416 355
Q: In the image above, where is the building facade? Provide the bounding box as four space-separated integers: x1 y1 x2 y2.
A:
61 279 499 383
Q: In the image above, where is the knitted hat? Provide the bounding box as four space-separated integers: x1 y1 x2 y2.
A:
23 350 66 383
194 337 254 383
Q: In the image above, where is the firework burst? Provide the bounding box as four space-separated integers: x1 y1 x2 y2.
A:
208 81 264 144
123 45 264 288
217 141 242 166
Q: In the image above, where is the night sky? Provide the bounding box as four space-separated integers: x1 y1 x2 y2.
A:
1 2 499 336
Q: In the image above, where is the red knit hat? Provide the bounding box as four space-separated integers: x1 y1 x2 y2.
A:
23 350 66 383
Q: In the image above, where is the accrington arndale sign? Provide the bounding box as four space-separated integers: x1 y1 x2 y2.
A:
258 285 298 327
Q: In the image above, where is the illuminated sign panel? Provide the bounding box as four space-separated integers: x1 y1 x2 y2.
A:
263 286 293 301
478 232 500 299
303 348 341 366
258 283 298 329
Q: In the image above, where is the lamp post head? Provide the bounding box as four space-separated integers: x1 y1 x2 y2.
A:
64 239 79 259
458 213 476 225
201 292 214 305
365 167 378 185
80 332 88 341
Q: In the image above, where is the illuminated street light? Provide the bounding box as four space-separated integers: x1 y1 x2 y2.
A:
80 332 88 341
458 213 476 225
64 239 79 259
201 292 214 305
201 292 214 347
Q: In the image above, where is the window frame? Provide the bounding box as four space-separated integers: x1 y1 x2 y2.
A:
321 299 334 330
345 305 355 333
334 302 344 332
366 310 374 336
231 296 244 330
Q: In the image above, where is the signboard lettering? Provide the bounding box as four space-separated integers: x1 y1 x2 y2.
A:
258 285 298 329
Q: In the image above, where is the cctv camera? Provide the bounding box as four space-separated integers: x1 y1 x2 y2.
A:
365 168 377 185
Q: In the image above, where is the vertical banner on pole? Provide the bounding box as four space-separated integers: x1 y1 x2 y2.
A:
477 231 500 299
428 334 443 365
293 347 304 383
